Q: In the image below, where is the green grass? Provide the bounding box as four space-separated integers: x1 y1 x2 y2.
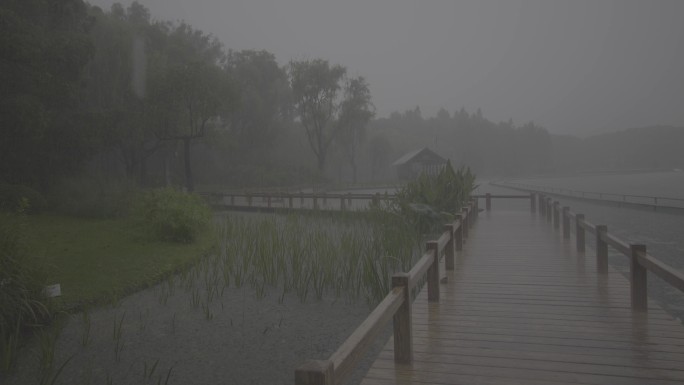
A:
24 214 216 308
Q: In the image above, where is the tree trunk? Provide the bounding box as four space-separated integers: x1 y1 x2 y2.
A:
317 152 326 174
183 137 194 192
139 156 148 187
351 160 357 184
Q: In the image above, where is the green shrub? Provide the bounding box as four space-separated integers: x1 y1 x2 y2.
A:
0 212 50 372
388 161 477 234
0 184 47 214
51 176 135 219
132 188 211 243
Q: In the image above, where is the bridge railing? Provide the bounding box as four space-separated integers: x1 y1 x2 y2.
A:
500 181 684 209
294 200 476 385
200 191 395 211
202 190 535 213
293 193 535 385
536 193 684 311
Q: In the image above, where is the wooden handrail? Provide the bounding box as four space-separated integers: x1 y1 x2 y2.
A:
601 231 630 256
537 194 684 312
294 201 484 385
407 252 434 290
637 251 684 293
328 287 405 385
498 181 684 206
435 231 451 256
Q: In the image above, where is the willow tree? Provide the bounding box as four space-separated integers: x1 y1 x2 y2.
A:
289 59 346 173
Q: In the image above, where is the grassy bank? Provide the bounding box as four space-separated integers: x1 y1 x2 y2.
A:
24 214 217 308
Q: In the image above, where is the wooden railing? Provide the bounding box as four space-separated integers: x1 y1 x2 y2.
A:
200 191 396 211
536 193 684 311
203 189 541 384
201 190 535 214
498 181 684 210
294 201 477 385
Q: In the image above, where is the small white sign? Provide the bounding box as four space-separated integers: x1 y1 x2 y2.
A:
43 284 62 298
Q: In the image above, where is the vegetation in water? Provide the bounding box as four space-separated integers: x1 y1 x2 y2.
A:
381 161 477 234
217 211 419 305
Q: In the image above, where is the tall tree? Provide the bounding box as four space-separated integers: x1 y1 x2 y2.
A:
80 2 162 184
144 22 232 192
224 50 291 156
0 0 94 189
337 76 374 183
289 59 346 173
149 60 231 192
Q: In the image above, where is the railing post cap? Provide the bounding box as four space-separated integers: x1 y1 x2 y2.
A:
295 360 334 385
392 272 410 287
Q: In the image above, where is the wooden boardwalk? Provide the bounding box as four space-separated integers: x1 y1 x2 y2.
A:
361 208 684 385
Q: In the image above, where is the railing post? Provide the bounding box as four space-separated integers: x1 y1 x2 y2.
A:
485 193 491 211
300 192 304 206
230 195 235 206
426 241 440 302
295 360 334 385
323 192 327 205
530 193 536 213
553 202 560 230
340 196 346 211
562 206 570 239
444 224 455 271
267 196 272 208
596 225 608 273
247 194 252 207
455 214 464 251
461 208 469 238
313 196 318 210
630 244 648 311
576 214 585 252
347 193 352 207
289 194 293 209
392 273 412 363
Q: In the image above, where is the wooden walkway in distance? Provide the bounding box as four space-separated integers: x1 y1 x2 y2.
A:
361 208 684 385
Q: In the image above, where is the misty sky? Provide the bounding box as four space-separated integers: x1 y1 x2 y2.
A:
87 0 684 136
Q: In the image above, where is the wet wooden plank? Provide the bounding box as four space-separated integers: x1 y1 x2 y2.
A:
361 209 684 385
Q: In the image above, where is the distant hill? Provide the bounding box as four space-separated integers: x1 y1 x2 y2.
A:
550 126 684 173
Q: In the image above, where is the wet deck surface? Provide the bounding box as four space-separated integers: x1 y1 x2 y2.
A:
361 209 684 385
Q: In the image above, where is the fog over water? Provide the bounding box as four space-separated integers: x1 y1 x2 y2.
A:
86 0 684 136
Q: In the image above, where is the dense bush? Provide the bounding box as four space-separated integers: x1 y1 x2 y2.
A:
0 184 47 214
51 176 135 218
389 161 477 233
0 213 50 372
132 188 212 243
